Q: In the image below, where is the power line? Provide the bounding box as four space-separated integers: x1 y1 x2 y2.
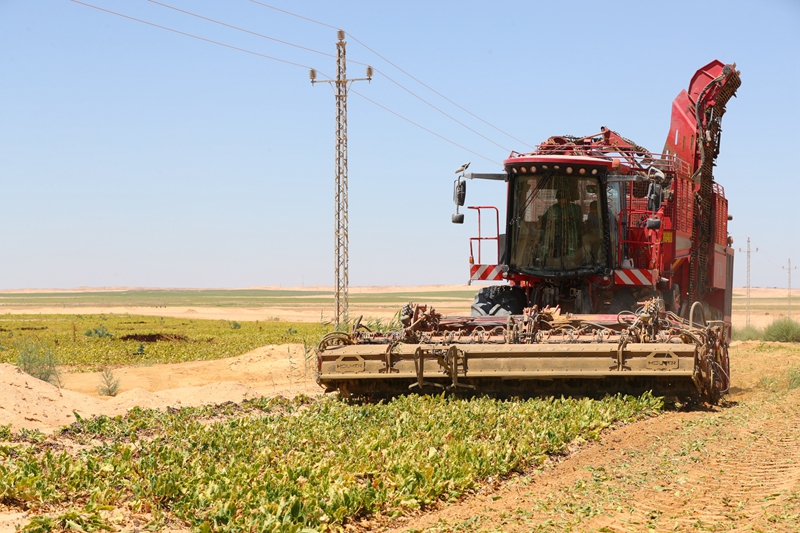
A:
368 67 511 152
150 0 512 153
70 0 319 72
147 0 336 60
350 88 500 165
248 0 533 150
70 0 498 164
249 0 338 30
759 250 784 268
347 40 532 150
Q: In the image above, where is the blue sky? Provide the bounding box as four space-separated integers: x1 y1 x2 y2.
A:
1 0 798 289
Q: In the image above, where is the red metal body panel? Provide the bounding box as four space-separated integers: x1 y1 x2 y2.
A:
463 60 739 322
665 91 697 167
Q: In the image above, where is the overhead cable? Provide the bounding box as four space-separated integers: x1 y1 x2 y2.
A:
248 0 534 149
350 89 500 166
147 0 335 59
70 1 497 163
149 0 511 152
71 0 320 73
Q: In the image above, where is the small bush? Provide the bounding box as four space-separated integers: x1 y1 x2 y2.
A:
98 368 120 397
732 324 763 341
85 325 114 338
17 427 45 443
763 318 800 342
17 341 62 387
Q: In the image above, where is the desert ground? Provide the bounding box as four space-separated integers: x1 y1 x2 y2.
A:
0 285 793 326
0 284 476 323
1 286 798 532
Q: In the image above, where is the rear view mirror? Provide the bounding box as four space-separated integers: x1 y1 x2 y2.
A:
452 178 466 224
454 178 466 206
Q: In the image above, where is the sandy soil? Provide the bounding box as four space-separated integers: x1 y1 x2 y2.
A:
1 285 792 326
0 284 474 294
0 344 319 434
0 284 477 322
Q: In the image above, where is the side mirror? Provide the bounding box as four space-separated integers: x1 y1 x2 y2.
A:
453 178 466 206
452 178 466 224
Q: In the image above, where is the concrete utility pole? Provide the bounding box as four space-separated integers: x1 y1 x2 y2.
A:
738 238 757 327
310 30 371 326
784 259 797 317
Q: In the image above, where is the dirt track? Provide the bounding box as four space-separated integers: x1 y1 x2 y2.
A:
381 342 800 533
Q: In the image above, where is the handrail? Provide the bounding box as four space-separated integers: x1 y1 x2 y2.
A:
467 206 500 265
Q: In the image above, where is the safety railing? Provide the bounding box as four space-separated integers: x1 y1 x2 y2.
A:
617 208 662 269
468 206 500 265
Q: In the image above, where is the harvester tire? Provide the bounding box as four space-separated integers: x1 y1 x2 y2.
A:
470 285 527 316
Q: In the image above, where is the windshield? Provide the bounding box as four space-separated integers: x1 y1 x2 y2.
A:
509 173 606 276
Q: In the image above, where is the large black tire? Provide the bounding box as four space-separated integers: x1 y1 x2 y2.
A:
470 285 528 316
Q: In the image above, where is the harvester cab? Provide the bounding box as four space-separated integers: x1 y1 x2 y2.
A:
455 136 681 317
317 60 740 403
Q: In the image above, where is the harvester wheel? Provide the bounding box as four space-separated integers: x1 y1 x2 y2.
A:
470 285 527 316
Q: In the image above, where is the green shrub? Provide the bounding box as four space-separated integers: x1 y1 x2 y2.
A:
85 325 113 338
17 341 62 387
732 324 763 341
763 318 800 342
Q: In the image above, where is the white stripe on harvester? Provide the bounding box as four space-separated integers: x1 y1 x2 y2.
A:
615 269 634 284
632 269 652 285
471 265 502 280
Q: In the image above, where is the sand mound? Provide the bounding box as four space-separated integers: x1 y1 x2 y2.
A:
0 344 322 434
0 363 109 431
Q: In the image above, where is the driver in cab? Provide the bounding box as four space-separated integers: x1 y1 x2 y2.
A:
539 189 583 264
